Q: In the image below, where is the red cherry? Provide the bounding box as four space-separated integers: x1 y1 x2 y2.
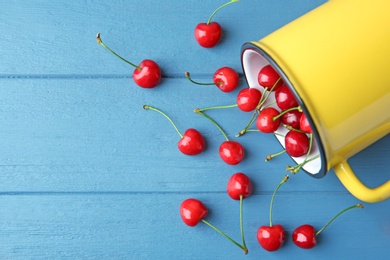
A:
292 204 364 249
194 22 222 48
257 175 288 252
219 141 245 165
178 128 206 155
257 225 286 251
194 0 240 48
96 33 161 88
143 105 205 156
180 198 208 227
257 65 284 91
227 173 253 200
281 110 303 130
292 224 317 249
236 88 262 112
256 107 281 133
185 67 239 93
284 130 310 157
300 113 313 133
213 67 239 92
275 85 298 110
132 59 161 88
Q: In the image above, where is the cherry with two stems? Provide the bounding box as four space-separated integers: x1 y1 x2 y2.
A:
143 105 205 155
194 0 240 48
185 67 239 93
194 109 244 165
180 198 248 254
257 175 289 251
227 173 253 254
292 204 364 249
258 65 284 91
96 33 161 88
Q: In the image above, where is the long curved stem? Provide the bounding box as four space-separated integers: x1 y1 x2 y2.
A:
194 109 229 141
201 219 248 254
269 175 289 226
207 0 240 24
96 33 141 70
143 105 183 138
198 104 237 112
185 72 222 86
239 195 248 252
315 204 364 236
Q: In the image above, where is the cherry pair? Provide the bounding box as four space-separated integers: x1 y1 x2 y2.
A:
257 175 364 251
180 172 252 254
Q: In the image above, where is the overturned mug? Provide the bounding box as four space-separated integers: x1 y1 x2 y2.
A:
241 0 390 202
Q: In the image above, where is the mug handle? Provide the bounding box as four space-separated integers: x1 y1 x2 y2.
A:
333 161 390 203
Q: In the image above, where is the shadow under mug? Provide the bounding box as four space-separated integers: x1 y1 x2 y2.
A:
241 0 390 202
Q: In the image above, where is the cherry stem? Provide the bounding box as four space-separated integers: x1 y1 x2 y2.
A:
143 105 183 138
185 71 222 86
194 109 229 141
265 150 286 162
273 106 302 121
198 104 237 112
207 0 240 25
256 77 282 110
269 175 289 227
315 204 364 237
283 124 307 134
236 109 259 137
201 219 248 254
96 33 141 70
239 195 248 253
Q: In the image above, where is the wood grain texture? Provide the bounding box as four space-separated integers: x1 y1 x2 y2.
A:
0 0 389 259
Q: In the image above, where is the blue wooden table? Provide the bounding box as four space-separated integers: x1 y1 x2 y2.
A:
1 1 389 259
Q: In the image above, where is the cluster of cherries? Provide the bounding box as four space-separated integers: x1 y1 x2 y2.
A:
96 0 363 255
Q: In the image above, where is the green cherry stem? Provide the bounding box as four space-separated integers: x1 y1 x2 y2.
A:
239 195 248 253
143 105 183 138
198 104 237 112
194 109 229 141
96 33 141 70
315 204 364 236
236 109 259 137
185 71 223 86
269 175 289 227
256 77 282 110
265 150 286 162
273 106 302 121
207 0 240 25
201 219 248 254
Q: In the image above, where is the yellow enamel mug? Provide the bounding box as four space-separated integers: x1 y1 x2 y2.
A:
241 0 390 202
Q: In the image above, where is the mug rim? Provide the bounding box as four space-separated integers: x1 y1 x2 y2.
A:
240 42 328 178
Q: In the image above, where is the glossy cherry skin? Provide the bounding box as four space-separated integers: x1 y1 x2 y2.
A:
213 67 239 92
257 225 286 251
219 141 245 165
281 110 303 130
257 65 284 91
300 113 313 133
256 107 281 133
194 22 222 48
133 59 161 88
236 88 262 112
227 173 253 200
178 129 206 155
284 130 310 157
180 198 208 227
275 85 299 110
292 224 317 249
